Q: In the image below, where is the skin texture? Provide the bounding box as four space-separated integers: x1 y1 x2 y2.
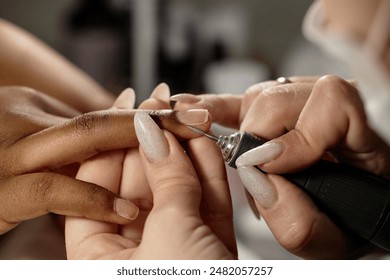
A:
0 85 211 235
65 86 237 260
172 75 390 259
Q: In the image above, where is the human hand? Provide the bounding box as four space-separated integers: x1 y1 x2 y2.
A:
0 86 211 234
171 75 390 259
65 111 237 259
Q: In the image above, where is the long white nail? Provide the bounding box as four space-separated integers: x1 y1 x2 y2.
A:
236 142 283 167
113 88 136 109
151 83 170 103
134 111 169 163
237 165 277 209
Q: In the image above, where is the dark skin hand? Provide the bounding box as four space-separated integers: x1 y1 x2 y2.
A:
0 86 211 234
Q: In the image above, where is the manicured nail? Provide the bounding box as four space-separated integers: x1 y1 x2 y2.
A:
113 88 136 109
237 165 277 209
170 93 202 103
245 189 261 220
236 142 284 167
134 111 169 163
114 198 139 220
151 83 170 103
175 109 209 125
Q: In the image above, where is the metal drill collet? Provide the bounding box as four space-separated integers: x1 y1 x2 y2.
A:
187 126 266 168
216 132 242 163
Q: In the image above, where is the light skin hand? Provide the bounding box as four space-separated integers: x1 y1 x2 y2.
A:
65 112 237 259
171 75 390 259
0 86 211 234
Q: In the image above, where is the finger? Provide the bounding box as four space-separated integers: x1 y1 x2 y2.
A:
0 87 80 139
65 150 131 247
240 82 313 140
187 136 238 256
4 86 81 118
256 75 380 174
139 83 171 109
0 172 138 235
135 112 201 213
4 109 211 175
118 84 172 240
171 93 243 128
119 148 153 240
66 90 138 250
236 165 348 259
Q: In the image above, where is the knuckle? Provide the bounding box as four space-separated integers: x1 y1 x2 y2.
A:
88 184 112 205
29 173 56 202
153 172 201 197
73 112 99 135
316 75 359 102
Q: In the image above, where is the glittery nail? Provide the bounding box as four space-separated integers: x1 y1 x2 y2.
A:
134 111 169 163
237 165 277 209
236 142 284 167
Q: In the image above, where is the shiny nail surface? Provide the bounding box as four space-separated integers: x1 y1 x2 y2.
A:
237 165 277 209
175 109 209 125
114 198 139 220
236 142 284 167
134 111 169 163
170 93 202 103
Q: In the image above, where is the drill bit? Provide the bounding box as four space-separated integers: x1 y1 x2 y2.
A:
187 126 219 142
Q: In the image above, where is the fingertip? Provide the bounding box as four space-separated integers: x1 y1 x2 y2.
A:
114 198 139 221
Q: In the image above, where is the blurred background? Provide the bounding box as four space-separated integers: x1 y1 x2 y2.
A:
0 0 350 259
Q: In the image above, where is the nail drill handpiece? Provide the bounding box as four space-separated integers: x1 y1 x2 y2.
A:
188 126 390 251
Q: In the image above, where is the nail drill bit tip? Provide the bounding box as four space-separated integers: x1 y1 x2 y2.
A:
187 126 219 142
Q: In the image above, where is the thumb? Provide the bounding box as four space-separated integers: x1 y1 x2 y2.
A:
134 111 201 213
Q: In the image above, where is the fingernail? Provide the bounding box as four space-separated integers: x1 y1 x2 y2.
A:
175 109 209 125
236 142 284 167
170 93 202 103
245 189 261 220
237 165 277 209
114 198 139 220
134 111 169 163
151 83 170 103
113 88 136 109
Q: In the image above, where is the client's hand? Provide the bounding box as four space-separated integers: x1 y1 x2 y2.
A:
0 86 211 234
65 112 237 259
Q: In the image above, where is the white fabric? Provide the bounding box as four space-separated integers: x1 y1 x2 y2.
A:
303 1 390 145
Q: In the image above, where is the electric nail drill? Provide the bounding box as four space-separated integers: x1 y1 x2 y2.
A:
188 126 390 252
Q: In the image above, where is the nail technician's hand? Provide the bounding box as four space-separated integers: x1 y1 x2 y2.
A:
0 86 211 234
236 76 390 259
66 112 237 259
172 75 390 258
